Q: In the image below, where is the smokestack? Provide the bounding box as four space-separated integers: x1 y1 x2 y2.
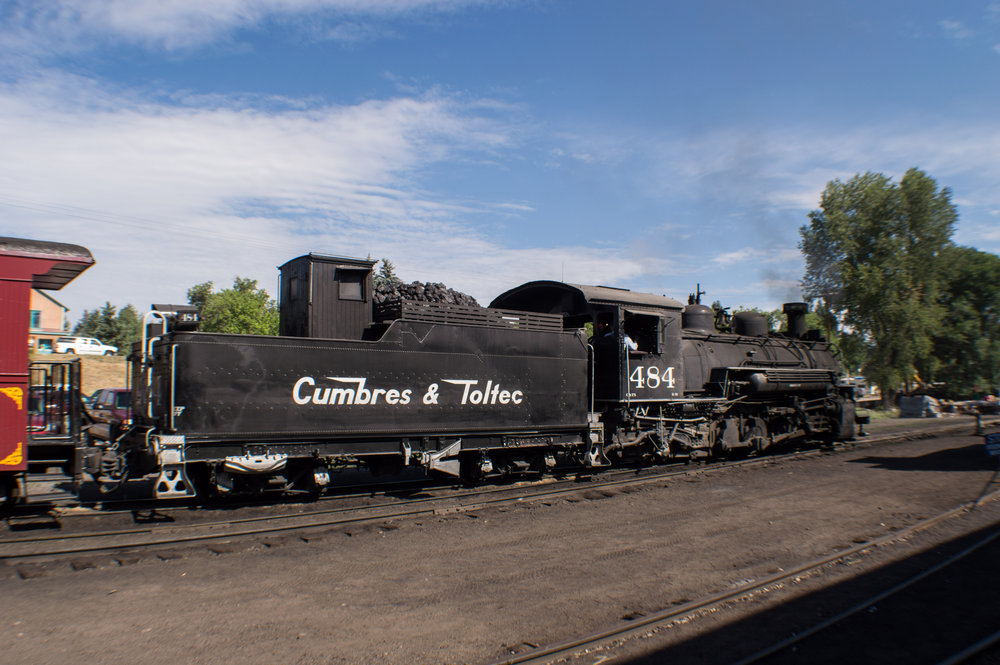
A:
783 302 808 338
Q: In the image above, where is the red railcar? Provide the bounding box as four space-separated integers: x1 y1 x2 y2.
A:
0 237 93 507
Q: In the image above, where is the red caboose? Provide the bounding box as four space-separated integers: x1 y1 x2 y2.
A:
0 237 93 507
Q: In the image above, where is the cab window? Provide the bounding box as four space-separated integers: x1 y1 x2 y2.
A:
622 312 661 354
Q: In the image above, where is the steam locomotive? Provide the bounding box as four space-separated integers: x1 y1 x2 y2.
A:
80 252 858 499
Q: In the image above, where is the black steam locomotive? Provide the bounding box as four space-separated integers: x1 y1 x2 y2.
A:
86 253 858 498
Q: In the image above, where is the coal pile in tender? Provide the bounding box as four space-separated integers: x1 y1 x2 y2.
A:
374 281 479 308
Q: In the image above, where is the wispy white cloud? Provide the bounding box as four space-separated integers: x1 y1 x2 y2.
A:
19 86 987 315
711 247 800 266
0 70 645 313
0 74 499 219
969 220 1000 242
558 120 1000 238
938 7 1000 56
939 19 974 41
5 0 1000 318
0 0 495 54
544 117 1000 308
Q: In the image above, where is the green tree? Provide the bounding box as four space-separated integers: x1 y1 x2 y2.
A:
91 302 120 343
192 277 279 335
799 169 957 403
186 282 214 311
73 309 101 338
920 246 1000 397
73 302 143 354
836 332 871 377
374 258 400 290
767 307 787 333
114 305 143 355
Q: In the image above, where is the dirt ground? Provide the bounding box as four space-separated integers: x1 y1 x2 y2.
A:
3 422 999 665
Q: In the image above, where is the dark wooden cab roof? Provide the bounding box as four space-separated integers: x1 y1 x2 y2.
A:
490 280 683 317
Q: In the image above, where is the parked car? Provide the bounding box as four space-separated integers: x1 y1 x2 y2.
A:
88 387 132 425
54 336 118 355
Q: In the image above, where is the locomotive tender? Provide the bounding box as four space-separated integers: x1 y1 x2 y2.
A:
86 252 858 499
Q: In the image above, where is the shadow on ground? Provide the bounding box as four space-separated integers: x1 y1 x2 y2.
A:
619 518 1000 665
848 440 998 473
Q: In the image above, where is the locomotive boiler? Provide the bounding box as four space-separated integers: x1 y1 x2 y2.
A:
86 252 858 499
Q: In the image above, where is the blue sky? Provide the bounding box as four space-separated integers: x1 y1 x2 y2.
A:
2 1 999 321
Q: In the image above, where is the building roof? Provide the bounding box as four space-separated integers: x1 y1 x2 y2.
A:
32 288 68 311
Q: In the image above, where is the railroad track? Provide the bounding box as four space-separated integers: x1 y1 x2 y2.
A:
0 453 782 563
3 419 993 569
728 519 1000 665
484 489 1000 665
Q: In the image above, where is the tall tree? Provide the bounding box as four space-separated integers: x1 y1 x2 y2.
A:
920 246 1000 397
114 305 143 354
186 282 213 311
799 168 957 402
192 277 279 335
73 302 143 353
72 309 101 338
373 258 399 290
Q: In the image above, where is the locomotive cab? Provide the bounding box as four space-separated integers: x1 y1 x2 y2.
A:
590 308 684 404
490 281 685 406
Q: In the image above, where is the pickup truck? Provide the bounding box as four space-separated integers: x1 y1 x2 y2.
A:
54 336 118 355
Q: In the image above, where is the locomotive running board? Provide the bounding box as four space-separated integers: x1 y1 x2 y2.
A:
151 434 196 499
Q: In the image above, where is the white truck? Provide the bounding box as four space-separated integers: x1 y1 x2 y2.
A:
54 336 118 355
